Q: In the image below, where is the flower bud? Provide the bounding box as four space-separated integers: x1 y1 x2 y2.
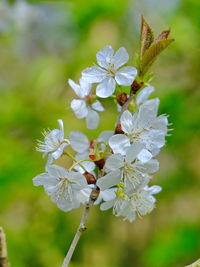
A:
116 92 128 106
131 80 144 94
115 123 124 134
94 158 106 169
89 154 96 160
83 172 96 184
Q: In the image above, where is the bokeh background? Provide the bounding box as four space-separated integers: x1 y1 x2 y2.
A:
0 0 200 266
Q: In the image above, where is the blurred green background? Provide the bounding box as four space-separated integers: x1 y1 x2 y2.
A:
0 0 200 266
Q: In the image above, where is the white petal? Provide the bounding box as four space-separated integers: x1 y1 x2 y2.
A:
96 45 114 68
125 211 137 222
96 77 116 98
151 115 168 133
109 134 130 155
137 149 152 163
101 188 117 201
57 119 64 140
140 129 166 150
146 185 162 195
120 110 134 134
106 154 124 171
113 47 129 69
57 198 80 212
136 159 159 173
98 131 114 143
46 164 67 178
100 199 115 210
68 79 83 98
136 86 155 105
70 99 88 119
94 188 116 205
82 66 107 83
69 131 89 153
79 77 92 96
78 187 92 204
115 66 137 86
96 169 121 191
91 100 104 112
150 147 160 157
86 109 99 129
70 171 88 189
125 143 145 163
33 173 56 187
52 143 68 159
137 98 160 129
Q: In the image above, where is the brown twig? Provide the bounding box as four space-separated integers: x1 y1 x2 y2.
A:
0 227 9 267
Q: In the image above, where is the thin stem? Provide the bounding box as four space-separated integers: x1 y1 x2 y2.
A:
64 152 87 172
62 204 90 267
62 187 99 267
69 158 93 171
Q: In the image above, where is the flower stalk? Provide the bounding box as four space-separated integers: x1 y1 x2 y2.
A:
62 186 99 267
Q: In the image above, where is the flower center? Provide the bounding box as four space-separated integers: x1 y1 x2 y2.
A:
123 162 134 177
107 62 116 76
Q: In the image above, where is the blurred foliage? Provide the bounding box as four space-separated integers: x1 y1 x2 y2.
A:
0 0 200 266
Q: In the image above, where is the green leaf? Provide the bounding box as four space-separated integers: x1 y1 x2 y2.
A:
153 29 171 43
140 16 154 58
140 38 174 77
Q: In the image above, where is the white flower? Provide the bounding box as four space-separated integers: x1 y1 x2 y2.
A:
97 143 159 194
109 99 168 157
82 45 137 98
100 182 162 222
69 78 104 129
36 119 69 159
33 164 88 212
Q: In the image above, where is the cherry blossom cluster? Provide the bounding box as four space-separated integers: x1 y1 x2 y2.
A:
33 45 168 222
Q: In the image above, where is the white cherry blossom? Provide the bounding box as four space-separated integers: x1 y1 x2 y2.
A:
109 98 168 157
36 119 69 159
33 164 88 212
82 45 137 98
69 78 104 129
97 143 159 194
100 182 162 222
